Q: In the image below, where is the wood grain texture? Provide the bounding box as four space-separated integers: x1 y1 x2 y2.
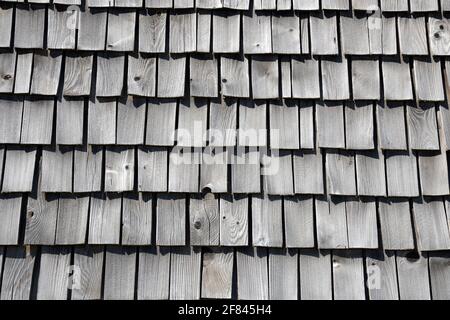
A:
220 194 248 246
156 194 186 246
74 146 103 192
200 147 228 193
376 102 408 150
0 246 36 300
37 246 71 300
429 18 450 55
412 199 450 251
177 98 208 147
168 148 200 192
291 57 320 99
378 199 415 250
14 52 33 94
310 14 338 55
127 54 156 97
0 195 22 245
41 146 73 193
406 104 439 150
238 100 266 146
2 148 36 193
190 194 220 246
220 55 250 97
382 59 413 100
169 12 196 53
96 54 124 97
269 100 299 149
332 250 366 300
197 11 211 52
316 102 345 149
169 246 202 300
231 148 261 193
345 200 378 248
72 246 104 300
88 98 116 144
262 150 294 195
326 151 357 196
355 150 386 196
14 5 45 48
0 6 12 48
419 151 450 196
293 150 324 194
268 248 298 300
398 17 428 55
243 11 272 54
299 100 314 147
429 252 450 300
299 249 332 300
30 51 62 95
146 99 177 146
78 8 107 51
340 15 369 54
88 194 122 244
137 247 170 300
365 250 399 300
251 56 279 99
21 98 54 145
351 60 380 100
139 11 166 53
138 147 168 192
56 98 84 145
0 52 16 93
316 197 348 249
55 196 89 245
380 0 409 11
122 193 152 245
396 252 431 300
190 55 218 97
106 10 136 52
0 98 22 143
104 246 136 300
236 247 268 300
213 12 240 53
252 194 283 247
321 57 350 100
47 6 76 49
209 98 237 147
105 146 134 192
413 59 444 101
157 55 186 97
116 96 146 145
284 196 315 248
385 151 419 197
201 247 233 299
272 13 301 54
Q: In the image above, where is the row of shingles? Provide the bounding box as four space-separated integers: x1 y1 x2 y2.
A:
0 245 449 300
1 183 450 252
4 4 450 55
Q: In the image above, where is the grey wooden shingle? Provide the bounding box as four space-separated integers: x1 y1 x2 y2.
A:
190 56 218 97
345 102 374 150
146 99 177 146
380 0 408 11
407 104 439 150
251 56 279 99
429 18 450 56
88 98 116 144
0 246 36 300
106 10 136 52
310 14 338 55
96 54 125 97
0 52 16 93
299 249 332 300
47 6 76 49
213 12 240 53
321 57 350 100
376 102 408 150
190 194 220 246
169 247 202 300
396 252 431 300
419 151 450 196
41 146 73 193
238 100 267 146
291 57 320 99
351 59 380 100
252 195 283 247
116 96 146 145
169 12 196 53
30 51 62 96
104 246 136 300
137 247 170 300
269 100 299 149
413 59 445 101
340 15 370 55
78 8 107 51
268 249 298 300
355 150 386 197
272 13 301 54
429 252 450 300
201 248 234 299
20 98 54 143
72 246 104 300
284 196 315 248
345 200 378 249
138 147 168 192
56 97 84 145
139 11 166 53
243 11 272 54
0 195 22 245
236 247 269 300
105 147 134 192
316 102 345 149
197 11 211 52
220 55 250 97
316 197 348 249
220 194 249 246
36 247 70 300
382 58 413 101
0 6 13 48
385 151 419 197
177 97 207 147
200 147 228 193
156 194 186 246
0 98 23 144
231 148 261 193
365 250 399 300
14 52 33 94
293 150 324 194
122 193 152 245
2 148 37 193
74 146 103 192
262 150 294 195
55 196 89 245
88 194 122 244
168 148 200 192
63 54 93 96
128 54 156 97
398 17 428 55
157 55 186 98
332 250 365 300
14 5 45 49
209 98 237 147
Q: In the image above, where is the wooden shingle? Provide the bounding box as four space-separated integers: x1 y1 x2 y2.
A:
252 195 283 247
299 249 332 300
127 54 156 97
14 5 45 49
47 6 76 49
106 10 136 52
243 11 272 54
104 246 136 300
88 194 122 244
116 96 146 145
0 52 16 93
36 247 70 300
0 195 22 245
137 247 170 300
157 55 186 98
105 147 135 192
156 194 186 246
56 98 84 145
396 252 431 300
96 54 125 97
78 8 107 51
2 147 37 193
74 146 103 192
220 194 249 246
169 247 202 300
63 54 93 96
201 248 233 299
236 247 269 300
72 246 104 300
138 147 168 192
190 194 220 246
220 55 250 97
268 249 298 300
0 6 12 48
139 11 166 53
41 146 73 193
212 12 240 53
190 56 218 98
284 196 315 248
146 99 177 146
55 196 89 245
169 12 197 53
30 51 62 96
310 14 338 55
0 98 23 144
251 56 279 99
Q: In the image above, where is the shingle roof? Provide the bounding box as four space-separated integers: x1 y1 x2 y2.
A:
0 0 449 300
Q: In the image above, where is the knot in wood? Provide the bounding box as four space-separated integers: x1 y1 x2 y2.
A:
2 74 12 80
194 221 202 229
434 32 441 39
